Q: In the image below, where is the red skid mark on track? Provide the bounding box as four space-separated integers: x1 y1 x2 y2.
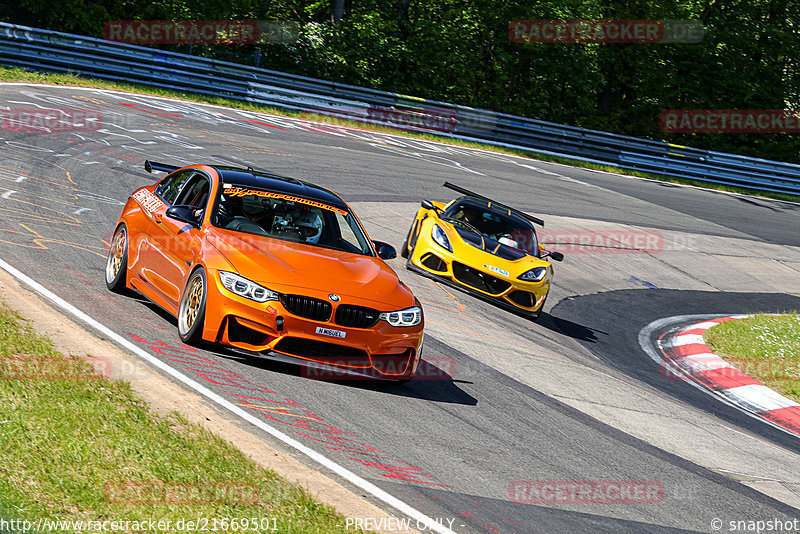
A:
128 333 456 490
119 103 182 117
242 119 289 130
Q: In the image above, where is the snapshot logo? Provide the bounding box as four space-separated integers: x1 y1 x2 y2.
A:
103 20 299 45
509 480 664 504
0 108 101 133
661 109 800 134
509 19 703 44
104 481 258 505
538 230 664 254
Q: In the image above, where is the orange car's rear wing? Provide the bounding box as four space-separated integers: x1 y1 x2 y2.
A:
443 181 545 227
144 160 180 174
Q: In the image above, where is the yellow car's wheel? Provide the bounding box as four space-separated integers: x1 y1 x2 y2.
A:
527 294 546 321
105 224 128 293
178 268 207 345
400 220 415 259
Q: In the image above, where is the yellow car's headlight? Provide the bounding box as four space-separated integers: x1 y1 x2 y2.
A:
519 267 547 282
431 224 452 252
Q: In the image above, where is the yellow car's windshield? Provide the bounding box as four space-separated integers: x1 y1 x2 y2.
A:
445 202 540 256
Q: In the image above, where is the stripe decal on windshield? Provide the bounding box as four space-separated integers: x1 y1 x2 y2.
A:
225 186 348 216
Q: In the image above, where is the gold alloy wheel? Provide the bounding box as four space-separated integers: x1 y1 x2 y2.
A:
180 274 204 334
184 276 203 332
106 227 126 283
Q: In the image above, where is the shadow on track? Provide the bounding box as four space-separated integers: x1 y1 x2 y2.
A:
551 288 800 451
214 346 478 406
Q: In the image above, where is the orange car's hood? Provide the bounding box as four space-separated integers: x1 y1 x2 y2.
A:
205 229 413 308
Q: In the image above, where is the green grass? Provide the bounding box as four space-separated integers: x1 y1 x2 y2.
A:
2 65 798 204
0 303 366 533
705 314 800 403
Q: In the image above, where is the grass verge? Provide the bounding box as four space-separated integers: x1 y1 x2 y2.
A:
0 303 365 533
2 65 798 205
704 314 800 403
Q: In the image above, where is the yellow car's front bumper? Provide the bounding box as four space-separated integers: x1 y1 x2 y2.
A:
408 242 551 316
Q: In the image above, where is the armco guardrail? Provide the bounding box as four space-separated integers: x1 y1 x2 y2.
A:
2 22 799 197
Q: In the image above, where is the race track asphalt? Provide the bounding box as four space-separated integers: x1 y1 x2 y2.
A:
1 83 799 533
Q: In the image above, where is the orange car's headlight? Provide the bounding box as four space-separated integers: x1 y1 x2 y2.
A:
219 271 279 303
379 306 422 327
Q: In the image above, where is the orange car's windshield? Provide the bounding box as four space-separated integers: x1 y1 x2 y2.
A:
212 184 373 255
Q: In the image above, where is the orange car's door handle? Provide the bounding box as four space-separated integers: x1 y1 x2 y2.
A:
153 212 163 223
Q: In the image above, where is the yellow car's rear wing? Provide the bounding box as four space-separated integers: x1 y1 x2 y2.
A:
443 181 545 227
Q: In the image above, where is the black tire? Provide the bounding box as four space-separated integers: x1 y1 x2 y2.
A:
400 221 415 259
105 224 129 293
527 294 547 322
178 268 207 345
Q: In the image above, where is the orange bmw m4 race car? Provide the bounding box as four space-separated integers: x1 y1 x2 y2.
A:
105 161 424 381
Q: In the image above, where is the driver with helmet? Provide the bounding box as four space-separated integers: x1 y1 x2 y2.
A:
293 208 324 244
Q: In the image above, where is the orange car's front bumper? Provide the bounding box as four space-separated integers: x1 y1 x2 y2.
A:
201 270 423 379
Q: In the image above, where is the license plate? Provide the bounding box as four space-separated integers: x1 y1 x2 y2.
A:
315 326 346 339
483 264 509 277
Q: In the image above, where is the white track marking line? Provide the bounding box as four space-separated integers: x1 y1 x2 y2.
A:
711 468 788 482
721 385 800 413
673 354 733 372
680 320 722 331
661 333 706 347
0 256 457 534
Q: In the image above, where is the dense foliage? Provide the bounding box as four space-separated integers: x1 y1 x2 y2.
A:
3 0 799 162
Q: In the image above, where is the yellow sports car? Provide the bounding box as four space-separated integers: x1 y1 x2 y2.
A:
401 182 563 319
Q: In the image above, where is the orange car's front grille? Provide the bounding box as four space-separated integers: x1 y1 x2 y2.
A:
228 317 270 345
334 304 380 328
281 295 332 322
274 337 369 362
452 262 511 295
